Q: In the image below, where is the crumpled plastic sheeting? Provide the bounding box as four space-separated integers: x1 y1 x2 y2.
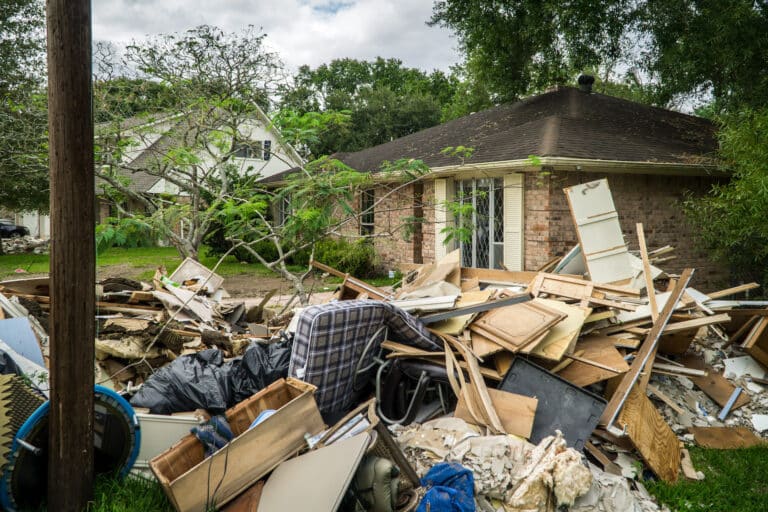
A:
130 341 291 414
394 418 592 509
571 464 667 512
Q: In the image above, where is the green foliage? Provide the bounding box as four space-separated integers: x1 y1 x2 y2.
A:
683 108 768 288
95 216 157 254
294 238 380 278
646 446 768 512
280 57 490 155
431 0 768 110
87 473 173 512
0 0 48 212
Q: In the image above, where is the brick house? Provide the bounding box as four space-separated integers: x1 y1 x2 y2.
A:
268 85 729 289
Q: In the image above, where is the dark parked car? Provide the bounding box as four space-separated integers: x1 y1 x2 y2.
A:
0 219 30 238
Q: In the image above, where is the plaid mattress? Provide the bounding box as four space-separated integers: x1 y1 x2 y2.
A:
288 300 441 416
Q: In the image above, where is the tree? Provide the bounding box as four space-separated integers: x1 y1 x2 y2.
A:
0 0 49 215
279 57 488 156
430 0 768 110
683 109 768 288
95 25 287 260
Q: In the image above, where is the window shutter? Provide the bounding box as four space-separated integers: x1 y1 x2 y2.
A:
433 178 455 262
503 173 524 270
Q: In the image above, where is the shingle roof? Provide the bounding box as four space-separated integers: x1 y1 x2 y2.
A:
264 86 718 182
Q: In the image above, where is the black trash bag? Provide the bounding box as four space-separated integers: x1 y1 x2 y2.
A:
130 340 292 414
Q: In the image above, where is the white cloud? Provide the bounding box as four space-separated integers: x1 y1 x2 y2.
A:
92 0 461 73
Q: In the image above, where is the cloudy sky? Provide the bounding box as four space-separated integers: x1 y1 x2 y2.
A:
92 0 463 73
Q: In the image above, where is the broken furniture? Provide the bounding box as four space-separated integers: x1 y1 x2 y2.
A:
150 378 324 512
288 300 441 420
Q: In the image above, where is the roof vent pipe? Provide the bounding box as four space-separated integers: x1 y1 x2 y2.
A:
577 74 595 93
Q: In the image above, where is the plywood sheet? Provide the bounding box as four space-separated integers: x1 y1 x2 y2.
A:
523 298 591 361
618 386 680 483
470 300 566 350
557 335 630 387
689 426 764 449
563 179 634 284
455 387 537 439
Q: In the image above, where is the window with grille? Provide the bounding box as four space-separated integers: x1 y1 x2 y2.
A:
233 140 264 159
360 189 375 236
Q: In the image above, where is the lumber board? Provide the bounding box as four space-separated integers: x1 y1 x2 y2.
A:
618 386 680 483
460 267 539 285
651 363 707 377
584 442 622 476
688 426 765 449
706 282 759 300
682 355 750 410
557 335 630 387
455 388 537 439
430 290 493 336
599 268 694 428
646 384 686 416
521 298 590 361
636 223 658 320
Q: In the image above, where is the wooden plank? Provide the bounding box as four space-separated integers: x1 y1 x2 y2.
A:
707 282 759 300
599 268 694 428
636 223 658 321
470 330 505 358
455 387 537 439
688 426 765 449
460 267 539 285
430 290 493 336
557 336 630 387
618 386 680 483
742 316 768 368
647 384 686 416
522 298 590 361
584 442 622 476
651 363 707 377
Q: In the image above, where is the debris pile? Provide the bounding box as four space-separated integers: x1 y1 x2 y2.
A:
0 235 49 255
0 178 766 511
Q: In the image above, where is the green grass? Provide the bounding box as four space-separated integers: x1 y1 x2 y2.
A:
86 473 173 512
646 446 768 511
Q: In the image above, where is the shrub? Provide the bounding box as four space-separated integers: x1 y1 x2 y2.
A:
294 238 380 278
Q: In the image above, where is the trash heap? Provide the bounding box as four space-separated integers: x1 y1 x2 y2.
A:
0 178 766 512
0 235 49 255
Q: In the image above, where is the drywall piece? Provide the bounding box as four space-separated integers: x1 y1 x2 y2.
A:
169 257 224 294
563 179 633 284
523 298 591 361
751 414 768 433
723 355 768 393
0 318 44 367
258 433 370 512
627 254 666 290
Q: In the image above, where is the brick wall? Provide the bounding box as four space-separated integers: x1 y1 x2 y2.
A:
421 180 436 263
371 183 419 269
524 173 554 270
534 171 729 290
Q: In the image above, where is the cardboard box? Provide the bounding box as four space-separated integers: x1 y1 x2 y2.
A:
150 378 325 512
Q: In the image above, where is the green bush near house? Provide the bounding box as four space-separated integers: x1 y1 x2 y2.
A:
294 238 380 278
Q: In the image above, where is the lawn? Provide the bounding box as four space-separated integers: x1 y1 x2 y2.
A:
646 445 768 512
0 246 304 281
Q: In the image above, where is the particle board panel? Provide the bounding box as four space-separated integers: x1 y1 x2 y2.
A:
469 300 566 351
688 426 765 449
455 387 537 439
557 335 630 387
522 298 591 361
563 179 634 284
618 386 680 483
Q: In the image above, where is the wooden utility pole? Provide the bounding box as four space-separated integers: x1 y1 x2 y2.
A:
46 0 95 509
